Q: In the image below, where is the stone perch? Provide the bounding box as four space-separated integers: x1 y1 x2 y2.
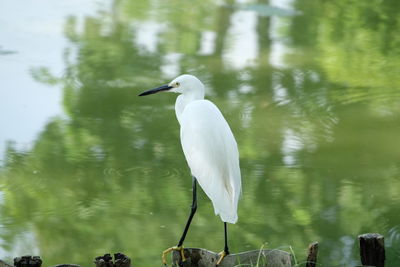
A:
171 248 292 267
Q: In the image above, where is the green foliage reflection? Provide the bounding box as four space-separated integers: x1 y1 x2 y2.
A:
1 0 400 266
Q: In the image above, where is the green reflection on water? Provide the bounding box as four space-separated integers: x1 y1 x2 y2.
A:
2 0 400 266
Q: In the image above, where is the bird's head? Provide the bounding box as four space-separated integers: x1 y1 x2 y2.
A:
139 74 205 97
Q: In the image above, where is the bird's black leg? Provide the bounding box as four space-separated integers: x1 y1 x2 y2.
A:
216 222 230 266
162 177 197 265
177 176 197 247
224 222 230 255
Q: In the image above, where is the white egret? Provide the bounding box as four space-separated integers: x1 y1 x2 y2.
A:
139 74 241 266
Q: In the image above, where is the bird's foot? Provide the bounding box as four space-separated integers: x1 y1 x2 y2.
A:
216 250 229 266
162 245 185 266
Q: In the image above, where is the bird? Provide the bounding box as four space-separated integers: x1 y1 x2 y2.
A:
139 74 241 266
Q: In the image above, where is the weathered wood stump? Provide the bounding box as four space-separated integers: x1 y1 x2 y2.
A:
94 253 130 267
358 233 385 267
172 248 292 267
305 242 318 267
14 256 42 267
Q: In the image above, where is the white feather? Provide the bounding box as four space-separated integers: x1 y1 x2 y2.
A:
179 99 241 223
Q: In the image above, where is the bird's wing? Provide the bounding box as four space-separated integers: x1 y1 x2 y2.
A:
179 100 241 223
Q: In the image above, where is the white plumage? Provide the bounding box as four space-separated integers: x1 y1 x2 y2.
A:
179 99 241 223
139 74 241 224
172 75 241 224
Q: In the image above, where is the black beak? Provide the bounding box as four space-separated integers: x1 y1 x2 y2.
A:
138 84 173 96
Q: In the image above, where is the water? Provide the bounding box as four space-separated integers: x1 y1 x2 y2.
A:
1 0 400 266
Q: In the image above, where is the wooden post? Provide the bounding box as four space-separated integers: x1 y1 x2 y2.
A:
172 248 292 267
305 242 318 267
13 256 42 267
94 254 113 267
358 233 385 267
94 253 130 267
113 253 130 267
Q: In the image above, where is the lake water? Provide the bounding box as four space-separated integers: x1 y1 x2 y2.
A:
1 0 400 266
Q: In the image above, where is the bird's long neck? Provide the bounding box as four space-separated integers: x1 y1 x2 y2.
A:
175 91 204 124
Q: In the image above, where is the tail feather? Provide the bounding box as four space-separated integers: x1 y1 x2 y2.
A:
211 175 239 224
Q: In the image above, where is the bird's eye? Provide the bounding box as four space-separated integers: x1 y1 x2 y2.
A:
176 82 180 87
